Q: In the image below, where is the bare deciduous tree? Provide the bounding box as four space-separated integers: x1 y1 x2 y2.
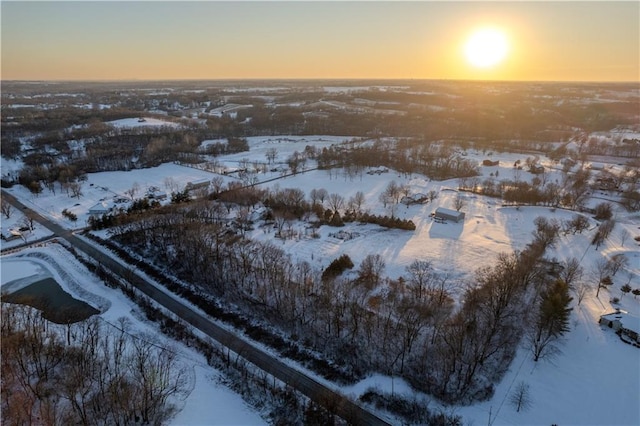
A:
592 259 612 298
406 260 436 300
125 182 140 201
351 191 365 214
1 198 13 219
574 281 590 305
68 181 83 199
619 229 630 247
561 258 583 288
454 194 466 212
20 215 35 231
591 219 616 249
211 176 224 194
310 188 328 206
607 254 628 277
358 254 386 290
164 177 179 193
509 381 532 412
265 147 278 164
327 193 344 213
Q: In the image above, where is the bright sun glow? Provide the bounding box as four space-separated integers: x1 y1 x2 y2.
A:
464 28 509 68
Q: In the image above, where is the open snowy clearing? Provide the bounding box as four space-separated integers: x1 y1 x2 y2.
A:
201 135 356 165
106 117 181 129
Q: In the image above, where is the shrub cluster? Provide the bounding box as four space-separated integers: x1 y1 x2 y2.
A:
128 197 160 213
61 208 77 222
321 254 354 281
345 212 416 230
88 213 119 230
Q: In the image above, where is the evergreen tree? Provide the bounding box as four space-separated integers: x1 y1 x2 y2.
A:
529 279 573 361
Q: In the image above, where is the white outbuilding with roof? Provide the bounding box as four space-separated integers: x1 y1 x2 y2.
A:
88 201 111 216
434 207 465 223
599 309 640 347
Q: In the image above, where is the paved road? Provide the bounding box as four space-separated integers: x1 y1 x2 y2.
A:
1 190 392 426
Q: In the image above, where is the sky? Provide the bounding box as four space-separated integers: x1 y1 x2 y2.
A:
1 1 638 82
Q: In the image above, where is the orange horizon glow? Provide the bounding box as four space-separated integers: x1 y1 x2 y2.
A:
1 2 638 83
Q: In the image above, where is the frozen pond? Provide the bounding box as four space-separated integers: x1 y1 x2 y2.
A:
1 259 99 323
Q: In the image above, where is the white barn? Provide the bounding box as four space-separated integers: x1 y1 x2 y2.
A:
434 207 465 223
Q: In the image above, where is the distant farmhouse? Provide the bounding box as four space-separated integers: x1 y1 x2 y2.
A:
433 207 465 223
482 159 499 167
599 309 640 347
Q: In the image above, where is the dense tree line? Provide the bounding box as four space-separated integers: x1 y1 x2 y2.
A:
201 137 249 156
105 196 571 404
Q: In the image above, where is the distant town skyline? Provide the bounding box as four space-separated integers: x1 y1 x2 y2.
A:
2 1 638 82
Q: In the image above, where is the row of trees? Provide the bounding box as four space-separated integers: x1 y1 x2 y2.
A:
460 159 640 212
315 141 480 181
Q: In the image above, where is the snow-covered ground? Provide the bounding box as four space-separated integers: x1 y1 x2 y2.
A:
201 135 357 164
106 117 180 128
2 135 639 425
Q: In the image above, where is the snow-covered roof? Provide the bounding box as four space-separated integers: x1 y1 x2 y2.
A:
602 310 640 335
187 178 210 186
435 207 464 217
88 202 111 213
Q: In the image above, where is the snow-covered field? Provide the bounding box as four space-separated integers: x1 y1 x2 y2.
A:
106 117 180 129
201 134 357 165
2 135 639 425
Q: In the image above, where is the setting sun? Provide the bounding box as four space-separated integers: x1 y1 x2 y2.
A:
464 27 509 69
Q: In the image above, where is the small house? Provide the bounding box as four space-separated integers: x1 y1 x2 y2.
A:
599 309 640 347
1 228 22 241
434 207 465 223
482 159 499 167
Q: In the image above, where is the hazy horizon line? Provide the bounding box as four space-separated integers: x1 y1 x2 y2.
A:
3 77 639 85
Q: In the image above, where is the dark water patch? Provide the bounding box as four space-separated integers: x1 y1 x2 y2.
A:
2 278 99 324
